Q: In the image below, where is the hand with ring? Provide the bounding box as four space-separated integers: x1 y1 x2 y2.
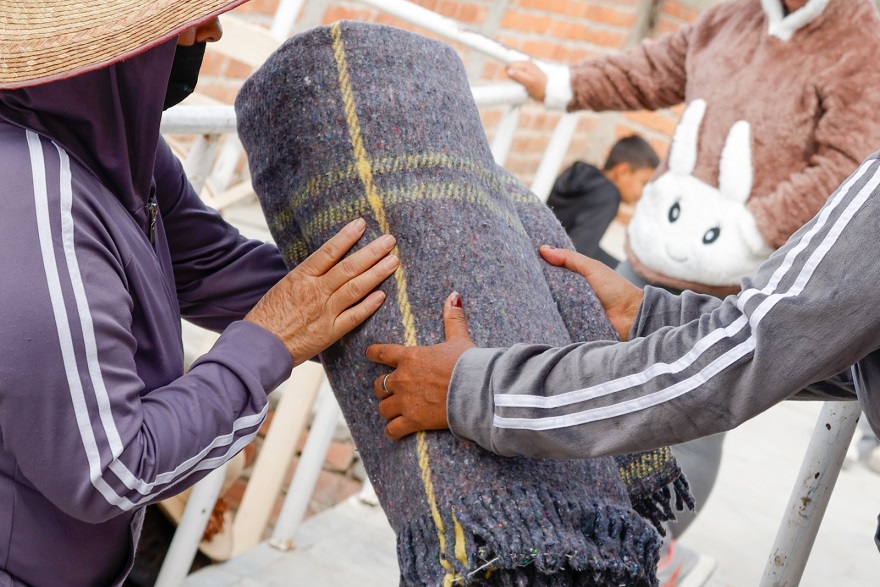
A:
368 292 474 440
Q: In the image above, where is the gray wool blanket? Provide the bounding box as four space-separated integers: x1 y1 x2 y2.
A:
236 21 689 586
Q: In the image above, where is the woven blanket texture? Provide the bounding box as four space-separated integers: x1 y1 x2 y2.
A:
236 21 689 586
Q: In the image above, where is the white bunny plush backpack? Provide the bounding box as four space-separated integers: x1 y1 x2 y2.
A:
626 99 772 290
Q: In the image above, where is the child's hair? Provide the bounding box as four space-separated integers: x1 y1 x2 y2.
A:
603 135 660 171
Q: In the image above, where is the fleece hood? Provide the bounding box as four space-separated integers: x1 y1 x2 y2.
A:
760 0 840 41
0 40 176 225
545 161 621 265
549 162 609 202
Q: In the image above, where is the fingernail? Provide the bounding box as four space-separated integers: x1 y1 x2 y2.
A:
450 292 462 308
541 244 555 250
348 218 366 231
383 255 399 270
381 234 396 247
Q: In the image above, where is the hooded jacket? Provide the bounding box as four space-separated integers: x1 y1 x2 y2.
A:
545 0 880 294
0 40 291 586
546 161 620 267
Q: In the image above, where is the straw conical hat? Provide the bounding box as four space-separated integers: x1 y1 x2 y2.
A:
0 0 248 89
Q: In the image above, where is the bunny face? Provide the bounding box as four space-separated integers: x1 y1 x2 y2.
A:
627 99 772 287
628 173 772 285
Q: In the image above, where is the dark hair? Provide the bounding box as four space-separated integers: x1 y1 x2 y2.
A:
602 135 660 171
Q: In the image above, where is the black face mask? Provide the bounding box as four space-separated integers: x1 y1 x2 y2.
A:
163 42 207 111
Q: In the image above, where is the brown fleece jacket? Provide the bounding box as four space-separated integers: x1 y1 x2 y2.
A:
566 0 880 293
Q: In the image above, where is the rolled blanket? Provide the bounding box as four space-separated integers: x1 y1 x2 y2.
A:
236 21 689 586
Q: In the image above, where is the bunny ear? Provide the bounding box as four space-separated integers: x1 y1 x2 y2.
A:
668 99 707 175
719 120 753 205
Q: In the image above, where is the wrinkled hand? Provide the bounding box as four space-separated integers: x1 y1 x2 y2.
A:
506 61 547 103
540 246 644 341
366 292 474 440
246 218 399 365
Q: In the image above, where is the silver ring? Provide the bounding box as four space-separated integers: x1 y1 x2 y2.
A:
381 374 392 398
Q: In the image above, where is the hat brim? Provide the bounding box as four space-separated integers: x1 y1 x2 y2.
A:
0 0 250 89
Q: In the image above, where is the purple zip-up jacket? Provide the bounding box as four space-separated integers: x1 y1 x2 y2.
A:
0 49 292 583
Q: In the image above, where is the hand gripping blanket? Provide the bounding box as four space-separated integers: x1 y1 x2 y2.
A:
235 21 690 586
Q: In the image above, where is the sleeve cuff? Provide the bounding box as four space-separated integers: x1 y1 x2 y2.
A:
536 62 573 111
631 286 670 339
198 320 295 395
447 347 504 450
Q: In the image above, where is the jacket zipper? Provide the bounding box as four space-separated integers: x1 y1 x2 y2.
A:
148 196 159 246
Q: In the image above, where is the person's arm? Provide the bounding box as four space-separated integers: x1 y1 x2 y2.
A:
371 155 880 458
794 368 856 402
565 24 691 113
0 137 395 522
0 179 277 521
154 139 288 331
0 222 393 522
506 24 691 113
633 286 724 336
449 155 880 459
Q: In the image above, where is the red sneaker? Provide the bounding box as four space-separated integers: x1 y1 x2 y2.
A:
657 538 717 587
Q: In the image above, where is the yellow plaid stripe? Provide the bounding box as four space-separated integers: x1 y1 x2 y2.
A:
617 447 675 486
268 151 531 235
330 23 466 583
279 181 533 265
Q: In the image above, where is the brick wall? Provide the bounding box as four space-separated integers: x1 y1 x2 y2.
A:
198 0 719 187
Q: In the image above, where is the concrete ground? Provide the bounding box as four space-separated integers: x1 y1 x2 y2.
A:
183 494 398 586
193 200 880 585
680 401 879 587
184 393 880 586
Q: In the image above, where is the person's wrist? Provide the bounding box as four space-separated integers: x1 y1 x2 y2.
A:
536 62 572 111
243 310 303 364
622 289 645 341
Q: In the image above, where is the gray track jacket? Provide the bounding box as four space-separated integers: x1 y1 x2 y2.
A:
449 154 880 460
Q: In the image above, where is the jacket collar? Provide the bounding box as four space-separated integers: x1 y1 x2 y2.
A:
761 0 831 41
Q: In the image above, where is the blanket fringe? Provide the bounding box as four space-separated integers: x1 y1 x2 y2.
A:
396 497 662 586
616 449 696 536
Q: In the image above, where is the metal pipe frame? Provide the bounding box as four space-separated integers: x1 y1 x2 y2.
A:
154 463 229 587
354 0 531 64
269 381 342 550
760 401 861 586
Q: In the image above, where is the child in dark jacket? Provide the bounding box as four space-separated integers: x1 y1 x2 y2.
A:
547 135 658 268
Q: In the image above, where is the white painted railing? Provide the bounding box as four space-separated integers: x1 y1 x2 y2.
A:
356 0 531 64
162 88 566 208
348 0 577 200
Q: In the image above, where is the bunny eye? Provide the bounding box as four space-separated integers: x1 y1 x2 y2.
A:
703 226 721 244
668 201 681 223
